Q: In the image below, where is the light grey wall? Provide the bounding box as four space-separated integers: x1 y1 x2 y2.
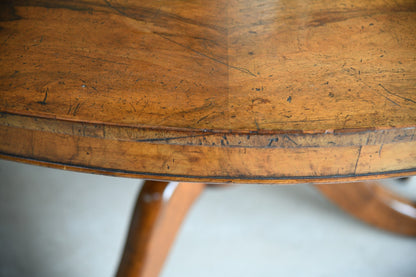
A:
0 159 415 277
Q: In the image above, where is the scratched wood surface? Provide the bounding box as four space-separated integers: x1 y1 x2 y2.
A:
0 0 415 183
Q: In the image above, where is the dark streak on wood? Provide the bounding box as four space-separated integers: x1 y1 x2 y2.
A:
379 144 383 157
2 152 415 182
379 84 416 104
72 102 81 116
354 145 362 174
156 33 256 77
283 134 298 146
0 0 22 21
37 88 48 105
134 134 209 143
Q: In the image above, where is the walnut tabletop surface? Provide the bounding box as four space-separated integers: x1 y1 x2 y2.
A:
0 0 415 183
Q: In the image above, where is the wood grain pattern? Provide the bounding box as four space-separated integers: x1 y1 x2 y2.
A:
317 181 416 236
1 114 415 183
116 181 204 277
0 0 415 182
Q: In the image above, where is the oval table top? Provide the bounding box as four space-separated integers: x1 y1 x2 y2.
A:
0 0 415 183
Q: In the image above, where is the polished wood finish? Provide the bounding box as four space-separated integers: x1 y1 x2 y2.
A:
116 181 204 277
317 181 416 236
0 0 415 183
1 1 415 275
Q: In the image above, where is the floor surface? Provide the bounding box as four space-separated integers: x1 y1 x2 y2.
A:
0 159 415 277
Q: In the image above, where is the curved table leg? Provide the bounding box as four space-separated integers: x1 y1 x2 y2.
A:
316 181 416 236
116 180 205 277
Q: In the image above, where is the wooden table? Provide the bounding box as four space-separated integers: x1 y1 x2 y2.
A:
1 0 416 276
